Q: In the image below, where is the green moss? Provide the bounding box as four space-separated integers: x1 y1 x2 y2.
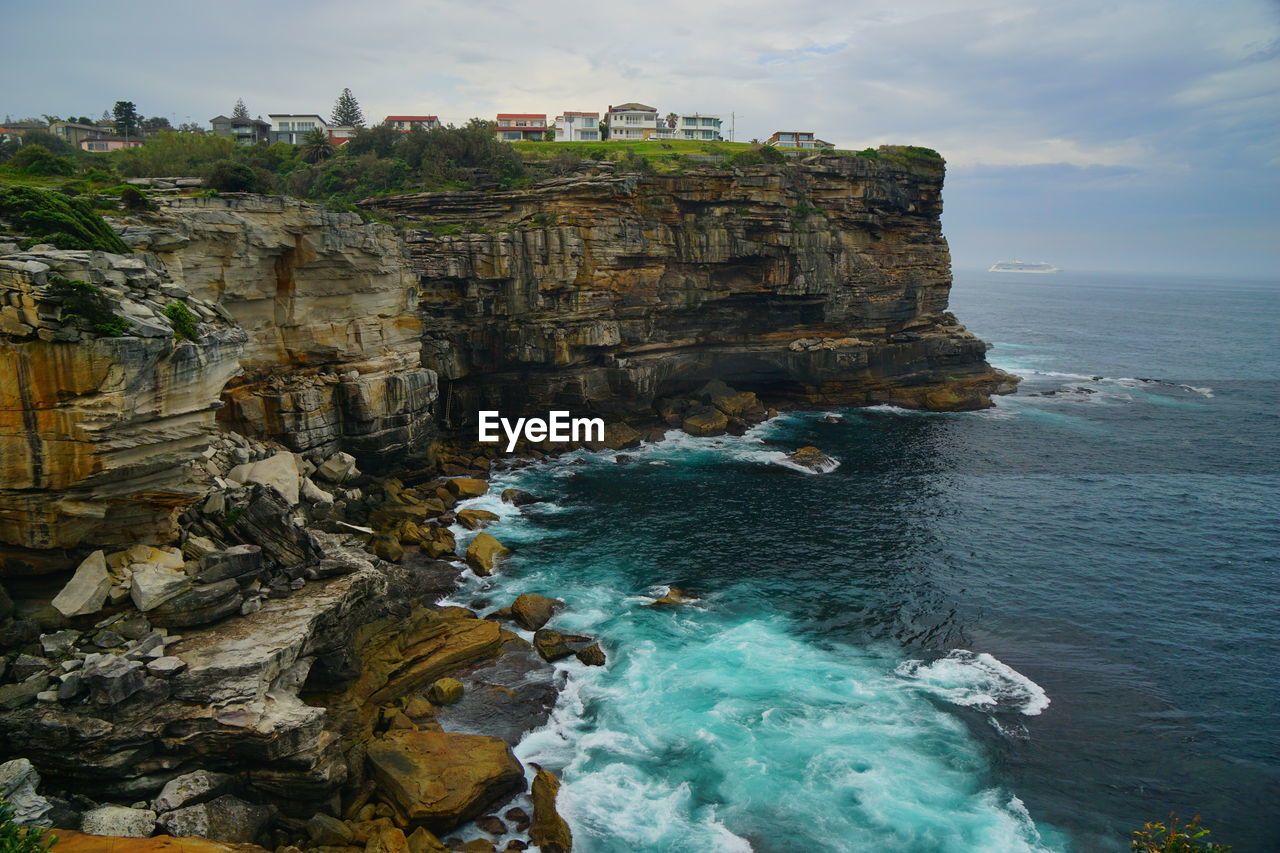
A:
46 275 130 337
162 301 199 341
0 184 130 253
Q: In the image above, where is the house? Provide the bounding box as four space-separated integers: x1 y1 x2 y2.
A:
553 112 600 142
385 116 441 132
80 137 145 152
209 115 272 145
766 131 831 150
0 128 22 145
604 103 659 140
676 113 722 141
49 120 111 147
328 126 357 145
495 114 547 142
268 114 328 145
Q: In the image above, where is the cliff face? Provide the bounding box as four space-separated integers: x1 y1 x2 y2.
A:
0 252 245 551
366 153 1015 426
118 196 438 467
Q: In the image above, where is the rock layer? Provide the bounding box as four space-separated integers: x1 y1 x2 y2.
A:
364 151 1016 427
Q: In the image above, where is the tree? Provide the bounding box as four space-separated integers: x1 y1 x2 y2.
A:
112 101 141 136
176 121 206 134
142 116 172 135
330 88 365 127
232 98 250 120
666 112 678 129
345 122 398 158
598 121 609 141
300 127 334 164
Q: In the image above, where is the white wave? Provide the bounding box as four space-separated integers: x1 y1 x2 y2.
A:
732 448 841 475
896 650 1050 716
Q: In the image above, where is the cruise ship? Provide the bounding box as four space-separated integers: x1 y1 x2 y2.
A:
989 260 1060 273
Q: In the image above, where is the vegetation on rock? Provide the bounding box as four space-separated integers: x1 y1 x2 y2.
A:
163 301 199 340
46 275 130 336
1132 815 1231 852
0 798 55 853
0 185 131 252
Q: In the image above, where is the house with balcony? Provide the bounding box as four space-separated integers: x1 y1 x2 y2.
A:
209 115 271 145
676 113 722 141
268 114 328 145
80 137 145 152
604 103 659 140
767 131 832 150
495 114 547 142
50 120 111 147
554 112 600 142
385 116 441 132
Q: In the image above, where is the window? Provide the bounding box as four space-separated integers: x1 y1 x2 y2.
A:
503 131 522 140
580 131 598 140
87 141 108 151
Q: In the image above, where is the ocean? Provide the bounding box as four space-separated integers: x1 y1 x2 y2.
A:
442 270 1280 852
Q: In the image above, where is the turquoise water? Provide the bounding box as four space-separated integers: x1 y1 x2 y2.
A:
442 271 1280 852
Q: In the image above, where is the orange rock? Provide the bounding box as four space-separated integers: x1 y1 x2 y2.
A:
47 830 268 853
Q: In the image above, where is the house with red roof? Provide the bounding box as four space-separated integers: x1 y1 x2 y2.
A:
495 114 547 142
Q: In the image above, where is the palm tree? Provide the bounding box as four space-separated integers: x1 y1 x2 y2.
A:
301 127 334 163
666 112 678 129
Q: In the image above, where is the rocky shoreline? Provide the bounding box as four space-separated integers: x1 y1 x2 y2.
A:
2 153 1015 852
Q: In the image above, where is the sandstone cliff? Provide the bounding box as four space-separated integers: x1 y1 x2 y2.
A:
117 196 437 468
364 151 1015 427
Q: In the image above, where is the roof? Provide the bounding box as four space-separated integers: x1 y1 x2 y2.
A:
496 114 546 120
560 111 600 117
210 115 270 127
82 136 145 143
609 103 656 112
268 114 326 121
385 115 438 122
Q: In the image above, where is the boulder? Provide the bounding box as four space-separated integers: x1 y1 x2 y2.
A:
465 534 510 576
420 527 456 560
446 478 488 499
371 534 405 563
148 580 242 629
680 404 729 437
51 551 112 617
365 730 525 832
456 509 499 531
305 813 354 846
153 769 237 813
0 675 49 710
228 452 301 506
316 451 360 484
196 545 263 585
405 826 448 853
131 566 193 611
0 758 52 826
529 769 572 853
427 678 464 706
81 805 157 838
81 653 146 705
785 446 838 473
510 594 560 632
157 794 273 844
147 656 188 677
532 630 573 663
499 489 539 507
647 587 696 608
301 478 334 505
575 644 606 667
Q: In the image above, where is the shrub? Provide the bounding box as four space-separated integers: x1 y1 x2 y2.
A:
546 150 583 176
110 131 236 177
119 186 154 211
7 144 77 177
0 797 55 853
726 150 765 168
162 301 199 340
0 185 131 252
757 145 785 164
46 275 130 336
204 160 267 193
1131 815 1231 852
615 151 655 175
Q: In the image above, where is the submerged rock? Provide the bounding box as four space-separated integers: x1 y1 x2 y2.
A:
785 446 838 473
575 644 606 667
647 587 696 608
456 509 500 531
532 630 574 663
499 489 540 507
427 677 464 706
510 593 561 631
465 533 510 576
529 768 572 853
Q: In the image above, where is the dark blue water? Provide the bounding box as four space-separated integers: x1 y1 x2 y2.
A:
447 271 1280 852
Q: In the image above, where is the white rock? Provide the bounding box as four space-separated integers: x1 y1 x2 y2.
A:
130 566 192 611
300 478 334 505
0 758 52 826
152 769 235 814
315 451 359 484
81 805 157 837
51 551 111 617
228 451 300 505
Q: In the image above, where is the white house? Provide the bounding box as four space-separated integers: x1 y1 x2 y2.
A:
604 103 659 140
385 115 441 132
554 112 601 142
495 114 548 142
767 131 831 149
676 113 722 141
269 114 328 145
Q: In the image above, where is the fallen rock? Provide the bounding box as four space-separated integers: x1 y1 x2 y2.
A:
0 758 52 826
532 630 573 663
81 653 146 705
446 479 488 499
228 452 301 506
465 534 510 576
196 545 263 585
510 594 560 632
371 534 405 563
316 451 360 484
529 768 572 853
81 804 158 838
427 678 464 706
157 794 273 844
147 656 188 677
305 813 354 846
405 826 448 853
681 404 729 437
575 644 606 667
153 769 237 813
784 446 838 473
365 730 525 832
131 565 193 611
51 551 111 617
148 579 242 629
456 509 499 531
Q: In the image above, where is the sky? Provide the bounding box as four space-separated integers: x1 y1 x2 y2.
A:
3 0 1277 276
